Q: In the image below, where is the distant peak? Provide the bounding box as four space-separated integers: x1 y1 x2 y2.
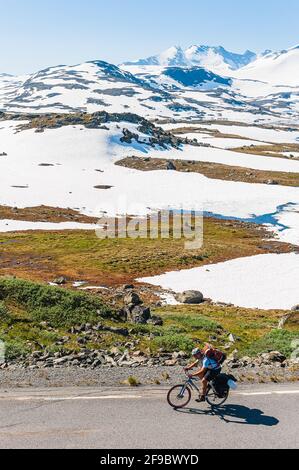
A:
122 44 257 72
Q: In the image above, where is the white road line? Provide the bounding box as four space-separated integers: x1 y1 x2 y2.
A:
0 395 143 401
237 390 299 396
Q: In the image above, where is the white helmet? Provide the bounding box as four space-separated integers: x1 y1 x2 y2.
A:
192 348 202 357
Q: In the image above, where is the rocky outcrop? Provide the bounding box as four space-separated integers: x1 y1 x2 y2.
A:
120 128 140 144
118 291 163 325
1 111 185 149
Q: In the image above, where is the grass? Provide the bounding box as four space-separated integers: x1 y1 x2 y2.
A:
0 216 292 287
0 216 296 362
164 314 221 332
150 333 195 354
116 156 299 187
231 143 299 161
153 304 299 358
126 376 140 387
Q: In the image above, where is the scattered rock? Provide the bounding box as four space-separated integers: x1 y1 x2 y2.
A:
278 310 299 329
123 284 135 291
164 359 178 367
260 351 286 364
266 179 279 185
94 185 113 190
53 276 67 285
124 291 143 307
166 161 176 171
127 305 151 325
176 290 204 305
103 326 129 337
147 315 164 326
228 334 237 343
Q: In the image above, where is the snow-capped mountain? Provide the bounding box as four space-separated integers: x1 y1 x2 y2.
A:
1 43 299 122
0 61 177 117
236 45 299 86
0 59 257 121
184 46 256 73
123 45 257 74
124 46 189 67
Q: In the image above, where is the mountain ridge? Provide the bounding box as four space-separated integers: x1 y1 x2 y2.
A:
123 45 257 74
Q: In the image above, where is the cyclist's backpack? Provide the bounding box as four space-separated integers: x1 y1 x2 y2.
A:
205 347 227 366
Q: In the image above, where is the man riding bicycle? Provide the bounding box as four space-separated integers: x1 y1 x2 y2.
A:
185 344 226 403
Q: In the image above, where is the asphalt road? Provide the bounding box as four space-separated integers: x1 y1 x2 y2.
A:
0 383 298 449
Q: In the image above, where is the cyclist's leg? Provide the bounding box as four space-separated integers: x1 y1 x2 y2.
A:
202 370 212 396
195 369 209 402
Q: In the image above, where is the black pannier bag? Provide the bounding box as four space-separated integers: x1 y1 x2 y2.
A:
213 373 230 397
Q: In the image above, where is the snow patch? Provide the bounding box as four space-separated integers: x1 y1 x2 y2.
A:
139 253 299 310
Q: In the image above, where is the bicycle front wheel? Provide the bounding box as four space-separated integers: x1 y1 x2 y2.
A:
167 384 191 409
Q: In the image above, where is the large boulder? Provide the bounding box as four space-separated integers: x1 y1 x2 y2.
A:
291 305 299 312
176 290 204 305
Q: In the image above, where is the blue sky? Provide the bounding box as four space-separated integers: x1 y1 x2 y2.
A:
2 0 299 74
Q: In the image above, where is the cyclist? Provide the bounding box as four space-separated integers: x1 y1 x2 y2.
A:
185 345 223 403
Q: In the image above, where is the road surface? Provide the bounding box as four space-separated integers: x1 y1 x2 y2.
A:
0 383 298 449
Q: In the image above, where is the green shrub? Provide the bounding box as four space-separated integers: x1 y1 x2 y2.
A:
126 376 140 387
0 302 10 320
3 339 29 361
164 325 187 335
0 278 113 328
245 329 299 358
152 333 194 353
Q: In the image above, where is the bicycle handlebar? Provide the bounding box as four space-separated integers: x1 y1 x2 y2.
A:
184 368 194 379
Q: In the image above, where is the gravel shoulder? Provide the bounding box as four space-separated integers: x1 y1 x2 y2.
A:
0 364 298 389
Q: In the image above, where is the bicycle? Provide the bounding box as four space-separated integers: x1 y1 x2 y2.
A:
167 370 229 409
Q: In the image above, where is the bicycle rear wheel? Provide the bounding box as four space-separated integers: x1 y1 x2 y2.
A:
167 384 191 409
206 387 229 407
